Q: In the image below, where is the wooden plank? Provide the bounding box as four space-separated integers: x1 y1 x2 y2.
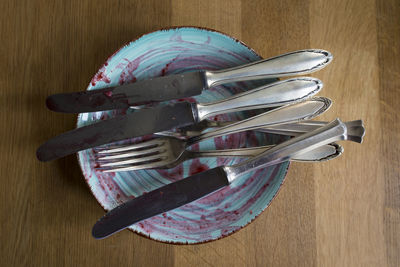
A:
171 0 242 39
240 1 318 266
376 0 400 266
0 1 174 266
309 0 386 266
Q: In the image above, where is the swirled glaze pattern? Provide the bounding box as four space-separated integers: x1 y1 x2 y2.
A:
77 27 289 244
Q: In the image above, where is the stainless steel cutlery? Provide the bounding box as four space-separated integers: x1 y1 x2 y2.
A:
37 48 366 241
92 119 365 239
93 97 331 171
96 140 342 172
46 49 332 113
36 79 326 162
94 99 331 172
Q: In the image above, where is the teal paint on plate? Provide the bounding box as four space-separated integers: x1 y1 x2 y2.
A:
77 27 289 244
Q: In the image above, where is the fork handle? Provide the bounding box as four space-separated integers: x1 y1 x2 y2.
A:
205 49 332 87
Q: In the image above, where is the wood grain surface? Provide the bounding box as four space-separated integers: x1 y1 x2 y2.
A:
0 0 398 266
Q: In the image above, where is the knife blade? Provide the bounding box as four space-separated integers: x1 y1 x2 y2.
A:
36 78 323 162
92 119 365 239
46 49 332 113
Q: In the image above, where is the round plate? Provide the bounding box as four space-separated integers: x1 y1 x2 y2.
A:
77 27 289 244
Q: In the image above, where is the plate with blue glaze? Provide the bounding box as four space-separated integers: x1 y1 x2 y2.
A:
77 27 289 244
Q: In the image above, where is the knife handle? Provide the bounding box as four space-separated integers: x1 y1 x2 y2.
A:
195 77 322 121
204 49 332 88
188 97 332 145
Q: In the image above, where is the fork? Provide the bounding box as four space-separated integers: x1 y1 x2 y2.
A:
156 120 328 139
96 121 332 170
97 141 343 172
96 97 331 172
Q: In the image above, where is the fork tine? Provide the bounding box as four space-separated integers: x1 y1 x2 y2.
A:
97 145 166 160
98 151 169 167
96 138 166 154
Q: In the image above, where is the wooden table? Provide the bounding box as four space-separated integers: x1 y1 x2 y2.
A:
1 0 398 266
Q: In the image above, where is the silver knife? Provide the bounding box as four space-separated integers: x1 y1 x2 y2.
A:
91 119 365 239
46 49 332 113
36 78 325 162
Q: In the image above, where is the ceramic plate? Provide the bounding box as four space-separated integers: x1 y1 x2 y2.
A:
77 27 289 244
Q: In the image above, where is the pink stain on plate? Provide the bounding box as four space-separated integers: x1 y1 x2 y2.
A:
91 65 111 86
77 27 289 244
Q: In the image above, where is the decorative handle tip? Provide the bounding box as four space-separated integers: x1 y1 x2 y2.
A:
345 120 365 143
